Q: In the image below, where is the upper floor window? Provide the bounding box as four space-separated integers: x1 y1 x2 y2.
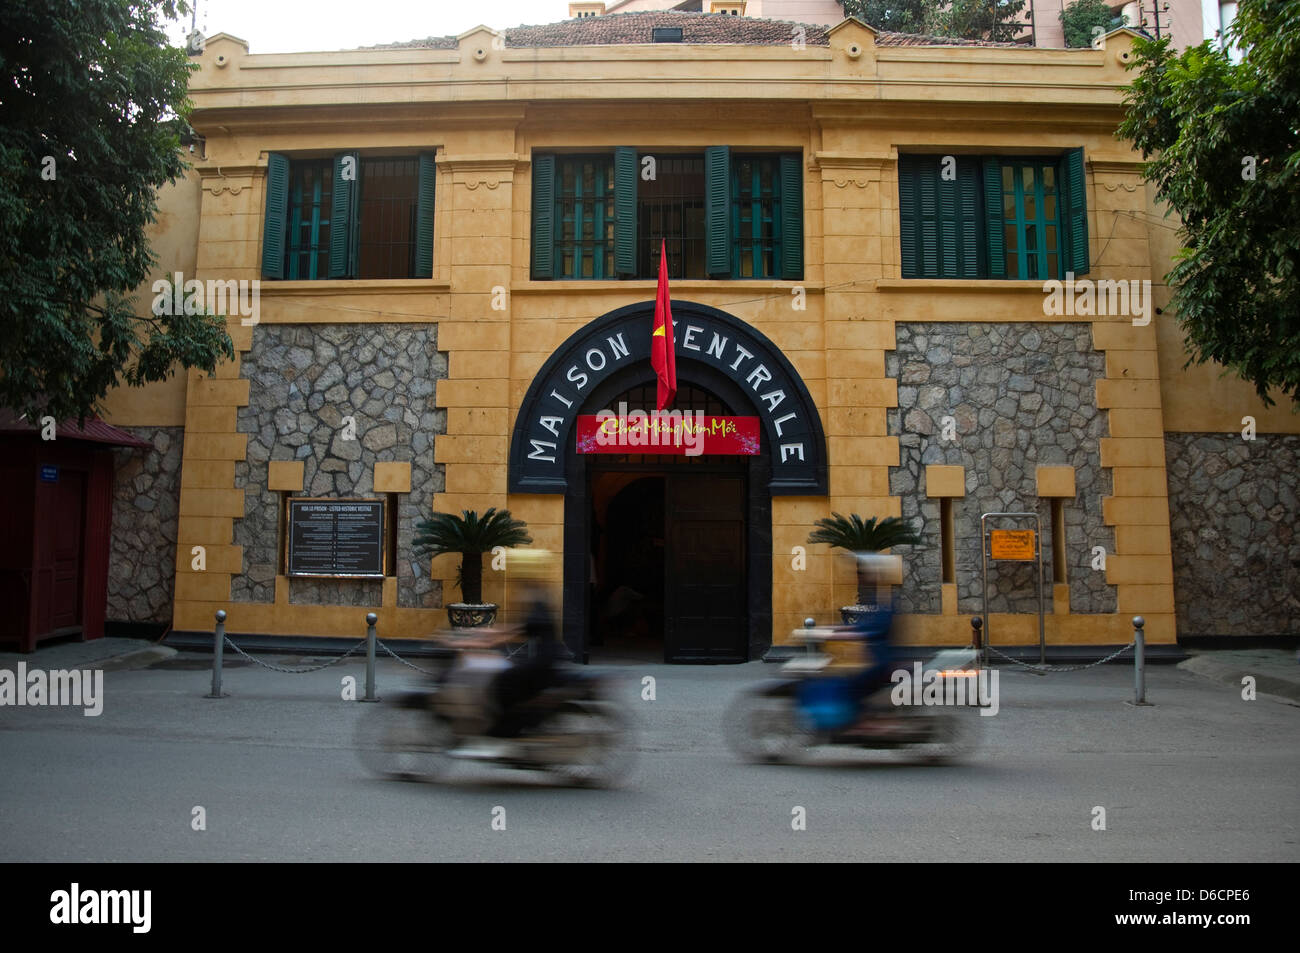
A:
262 151 436 280
898 149 1089 280
284 159 333 280
531 147 803 281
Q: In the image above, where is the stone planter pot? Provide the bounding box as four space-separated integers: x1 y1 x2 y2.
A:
447 603 498 628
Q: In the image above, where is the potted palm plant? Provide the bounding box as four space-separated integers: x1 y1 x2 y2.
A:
806 513 922 624
413 507 532 628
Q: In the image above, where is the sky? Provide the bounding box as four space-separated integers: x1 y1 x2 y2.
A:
163 0 574 53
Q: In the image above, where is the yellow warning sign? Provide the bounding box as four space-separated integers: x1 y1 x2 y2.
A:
990 529 1036 560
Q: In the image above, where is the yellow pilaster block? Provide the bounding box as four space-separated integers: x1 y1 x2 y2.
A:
268 461 305 492
1111 467 1169 497
1035 465 1076 498
436 379 509 409
373 462 412 494
828 435 899 467
1096 379 1162 410
1099 437 1167 468
1103 497 1169 526
433 435 508 464
926 465 966 497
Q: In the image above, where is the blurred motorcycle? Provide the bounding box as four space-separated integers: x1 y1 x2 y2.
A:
356 630 633 788
725 627 985 766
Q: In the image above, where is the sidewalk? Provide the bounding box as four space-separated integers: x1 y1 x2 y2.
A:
1178 649 1300 704
0 636 175 672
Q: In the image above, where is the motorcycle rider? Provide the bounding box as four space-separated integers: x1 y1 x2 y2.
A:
487 549 562 739
832 553 908 739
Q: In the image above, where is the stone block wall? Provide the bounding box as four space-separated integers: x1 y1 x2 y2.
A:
888 322 1116 615
1165 433 1300 635
232 324 447 608
107 426 184 624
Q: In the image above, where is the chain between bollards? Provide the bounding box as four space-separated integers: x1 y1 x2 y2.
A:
362 612 379 702
206 610 228 698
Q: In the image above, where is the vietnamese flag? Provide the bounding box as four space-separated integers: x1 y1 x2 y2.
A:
651 238 677 410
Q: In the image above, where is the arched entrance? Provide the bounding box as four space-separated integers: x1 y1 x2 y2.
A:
508 300 828 662
587 381 750 662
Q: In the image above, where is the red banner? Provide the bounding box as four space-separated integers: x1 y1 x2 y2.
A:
575 413 761 456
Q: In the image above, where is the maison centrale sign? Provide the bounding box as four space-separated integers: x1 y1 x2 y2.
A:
575 411 761 456
508 301 828 495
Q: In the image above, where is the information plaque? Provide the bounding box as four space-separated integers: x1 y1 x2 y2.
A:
287 498 385 577
989 529 1036 561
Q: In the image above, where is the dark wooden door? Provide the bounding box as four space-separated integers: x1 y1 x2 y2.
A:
48 470 85 631
665 472 746 662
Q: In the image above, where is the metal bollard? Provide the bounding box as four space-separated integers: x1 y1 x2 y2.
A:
206 609 228 699
1132 616 1151 706
970 616 985 703
803 617 816 655
362 612 379 702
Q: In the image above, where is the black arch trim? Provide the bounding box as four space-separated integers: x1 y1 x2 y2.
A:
507 299 828 495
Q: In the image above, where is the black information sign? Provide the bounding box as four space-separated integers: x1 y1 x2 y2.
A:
287 499 385 577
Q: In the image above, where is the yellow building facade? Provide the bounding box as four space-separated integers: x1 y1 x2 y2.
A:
99 13 1299 659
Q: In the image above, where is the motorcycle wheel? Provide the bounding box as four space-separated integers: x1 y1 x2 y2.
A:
723 689 812 764
909 709 975 765
356 694 455 782
547 702 634 789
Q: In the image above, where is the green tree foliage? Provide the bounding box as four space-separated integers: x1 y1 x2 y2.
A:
1060 0 1119 48
1117 0 1300 407
838 0 932 34
0 0 233 424
930 0 1029 43
807 513 922 605
414 509 533 604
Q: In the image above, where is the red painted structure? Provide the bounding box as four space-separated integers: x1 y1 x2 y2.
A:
0 413 149 652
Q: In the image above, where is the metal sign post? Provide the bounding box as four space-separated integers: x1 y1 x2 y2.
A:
980 512 1046 665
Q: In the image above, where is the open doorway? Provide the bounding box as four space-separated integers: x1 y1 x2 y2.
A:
589 474 665 657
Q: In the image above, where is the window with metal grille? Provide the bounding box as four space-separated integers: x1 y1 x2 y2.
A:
1001 160 1063 281
357 157 419 279
285 160 333 280
263 151 436 281
898 150 1088 280
732 155 780 279
637 155 707 279
531 148 802 281
555 155 616 279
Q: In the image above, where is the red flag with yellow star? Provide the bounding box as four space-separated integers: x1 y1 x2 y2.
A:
651 239 677 410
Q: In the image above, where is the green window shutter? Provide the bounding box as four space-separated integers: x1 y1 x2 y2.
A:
328 151 358 279
414 152 437 279
531 153 556 279
982 157 1005 279
898 157 918 278
262 153 289 279
1062 147 1090 276
938 169 959 278
705 145 731 278
779 153 803 280
918 166 938 277
957 160 982 279
613 147 637 277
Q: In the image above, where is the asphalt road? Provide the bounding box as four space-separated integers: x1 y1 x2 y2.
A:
1 653 1296 862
